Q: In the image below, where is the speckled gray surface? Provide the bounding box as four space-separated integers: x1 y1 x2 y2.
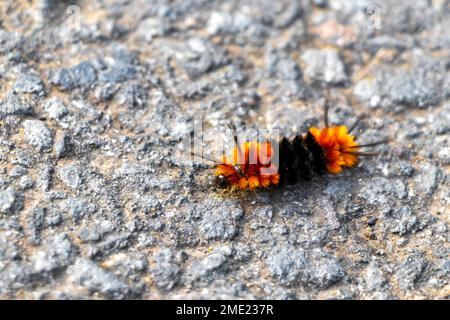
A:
0 0 449 300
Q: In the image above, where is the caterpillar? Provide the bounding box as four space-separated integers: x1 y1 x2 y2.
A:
193 106 389 191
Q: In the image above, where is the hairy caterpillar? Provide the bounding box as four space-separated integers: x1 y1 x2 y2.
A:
193 106 388 191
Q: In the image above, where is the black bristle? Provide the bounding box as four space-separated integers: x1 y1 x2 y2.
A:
292 135 313 180
276 133 325 186
304 132 327 174
277 137 295 185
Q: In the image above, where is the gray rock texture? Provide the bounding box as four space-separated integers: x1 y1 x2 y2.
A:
0 0 448 300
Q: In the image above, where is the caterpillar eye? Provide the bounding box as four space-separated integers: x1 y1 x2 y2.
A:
214 175 229 189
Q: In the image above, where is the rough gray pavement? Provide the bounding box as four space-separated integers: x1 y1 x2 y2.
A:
0 0 449 299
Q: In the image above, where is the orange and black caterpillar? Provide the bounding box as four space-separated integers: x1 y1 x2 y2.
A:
194 106 389 191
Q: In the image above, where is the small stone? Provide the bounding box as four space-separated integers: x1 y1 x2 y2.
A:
395 252 428 289
58 165 81 189
383 71 440 108
130 194 163 215
99 65 136 84
186 246 233 284
68 258 137 299
0 262 30 294
396 237 409 246
94 232 132 258
77 220 114 243
364 262 388 291
71 62 98 89
307 249 345 289
13 149 32 167
18 175 34 190
180 38 229 79
45 210 62 227
43 98 69 120
359 177 407 205
137 234 156 247
272 2 302 28
370 95 381 108
27 206 45 245
414 163 439 195
136 17 171 40
383 206 418 235
13 74 44 94
266 246 308 286
254 206 273 219
61 197 96 222
116 83 147 108
206 12 234 35
96 82 118 102
9 165 27 178
266 50 302 81
353 77 379 107
367 217 378 226
37 164 53 192
50 61 97 91
30 233 76 274
198 199 244 241
0 94 34 118
104 253 148 278
150 248 181 290
22 120 53 151
54 132 71 159
275 58 301 80
111 47 138 65
301 49 347 84
206 11 253 36
0 188 22 215
78 228 101 243
50 68 74 91
0 29 22 55
355 54 445 109
266 246 345 288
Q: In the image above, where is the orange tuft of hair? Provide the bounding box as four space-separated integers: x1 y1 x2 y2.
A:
309 125 359 174
215 141 280 191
